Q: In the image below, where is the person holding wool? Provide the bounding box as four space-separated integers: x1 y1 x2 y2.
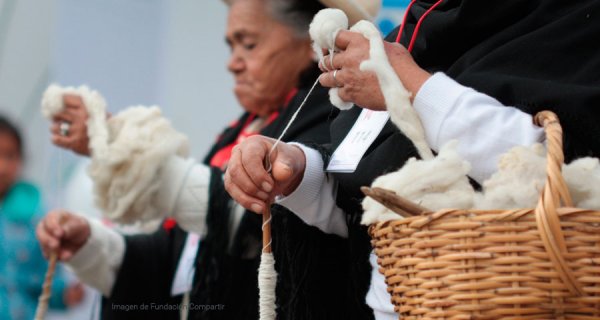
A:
224 1 600 319
36 0 382 319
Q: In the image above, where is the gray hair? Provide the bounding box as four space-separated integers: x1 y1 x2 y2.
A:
224 0 325 38
267 0 326 38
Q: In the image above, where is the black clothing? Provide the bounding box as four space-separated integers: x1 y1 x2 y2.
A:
101 83 367 320
324 1 600 316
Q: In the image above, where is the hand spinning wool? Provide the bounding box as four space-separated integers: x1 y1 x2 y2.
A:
41 85 191 225
309 10 600 224
309 9 353 110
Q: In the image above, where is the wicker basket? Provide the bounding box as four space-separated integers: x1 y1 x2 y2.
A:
364 111 600 319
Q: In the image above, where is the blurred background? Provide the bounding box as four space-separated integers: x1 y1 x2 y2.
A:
0 0 407 318
0 0 407 197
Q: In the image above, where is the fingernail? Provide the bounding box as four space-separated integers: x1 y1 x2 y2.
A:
262 182 273 193
257 191 269 200
251 203 263 213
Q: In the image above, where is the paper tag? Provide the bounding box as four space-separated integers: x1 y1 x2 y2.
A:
327 109 390 173
171 233 200 296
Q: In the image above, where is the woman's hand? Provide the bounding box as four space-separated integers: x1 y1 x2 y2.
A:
50 95 92 156
36 210 91 261
224 135 306 213
319 30 431 110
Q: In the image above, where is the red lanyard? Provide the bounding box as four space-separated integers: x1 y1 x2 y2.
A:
395 0 445 52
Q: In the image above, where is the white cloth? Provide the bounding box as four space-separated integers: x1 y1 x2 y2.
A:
366 252 398 320
66 218 125 297
157 156 211 234
277 73 544 319
277 144 347 238
67 158 211 296
414 72 544 183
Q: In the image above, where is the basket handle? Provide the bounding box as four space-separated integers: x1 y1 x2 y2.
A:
533 111 584 296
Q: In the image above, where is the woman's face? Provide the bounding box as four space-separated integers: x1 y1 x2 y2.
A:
0 133 22 196
226 0 314 116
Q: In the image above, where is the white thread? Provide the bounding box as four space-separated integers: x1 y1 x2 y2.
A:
259 68 322 320
260 77 321 320
261 215 273 252
258 252 278 320
269 77 321 156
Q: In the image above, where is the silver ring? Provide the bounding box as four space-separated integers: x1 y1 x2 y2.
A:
59 121 70 137
333 69 341 87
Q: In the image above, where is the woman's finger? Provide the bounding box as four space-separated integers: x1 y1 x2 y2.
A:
225 159 269 201
238 138 275 193
50 122 61 135
51 135 75 149
334 30 357 50
52 112 75 124
63 95 85 110
224 176 266 214
322 50 347 71
46 212 65 238
319 69 347 88
36 223 59 252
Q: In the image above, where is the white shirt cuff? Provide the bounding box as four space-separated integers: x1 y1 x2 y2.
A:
67 218 125 297
413 72 544 183
413 72 471 151
277 144 326 209
276 143 348 238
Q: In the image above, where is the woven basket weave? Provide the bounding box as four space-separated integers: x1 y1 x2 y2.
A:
365 111 600 319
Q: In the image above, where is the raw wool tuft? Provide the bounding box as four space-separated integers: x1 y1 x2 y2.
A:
351 20 433 160
474 144 546 209
41 84 189 224
41 84 110 158
563 157 600 209
477 145 600 210
361 141 474 225
309 9 354 110
89 106 189 224
363 140 600 224
309 8 348 61
328 88 354 110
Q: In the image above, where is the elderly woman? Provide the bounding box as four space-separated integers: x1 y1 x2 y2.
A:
37 0 380 319
224 0 600 319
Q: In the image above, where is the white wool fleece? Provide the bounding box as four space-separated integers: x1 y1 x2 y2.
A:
361 141 474 225
352 20 433 160
309 8 353 110
41 85 211 228
364 141 600 225
42 84 110 158
474 144 547 210
89 106 190 224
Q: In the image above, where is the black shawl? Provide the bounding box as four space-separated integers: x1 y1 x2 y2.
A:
192 83 368 320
